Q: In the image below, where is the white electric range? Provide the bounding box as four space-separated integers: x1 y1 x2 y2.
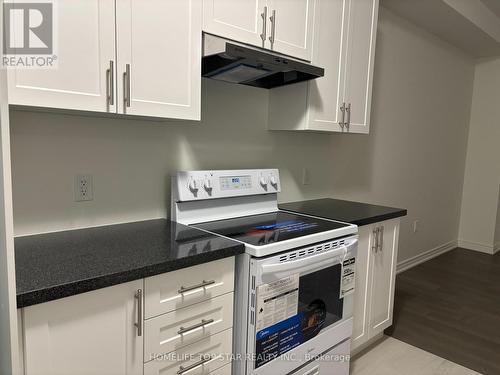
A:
172 169 358 375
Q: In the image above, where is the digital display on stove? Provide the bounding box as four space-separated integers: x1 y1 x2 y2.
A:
195 212 350 246
220 175 252 190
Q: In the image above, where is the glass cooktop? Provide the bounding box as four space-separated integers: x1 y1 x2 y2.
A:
194 211 350 247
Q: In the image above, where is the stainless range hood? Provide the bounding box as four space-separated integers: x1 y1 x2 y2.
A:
202 34 324 89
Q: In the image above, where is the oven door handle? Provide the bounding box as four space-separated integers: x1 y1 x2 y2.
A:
261 239 358 277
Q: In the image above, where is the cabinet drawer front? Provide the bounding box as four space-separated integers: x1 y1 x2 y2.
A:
208 363 231 375
144 328 232 375
145 293 234 361
145 258 235 318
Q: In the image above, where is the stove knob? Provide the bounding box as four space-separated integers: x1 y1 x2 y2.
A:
260 176 268 187
270 175 278 187
203 179 212 191
188 179 198 193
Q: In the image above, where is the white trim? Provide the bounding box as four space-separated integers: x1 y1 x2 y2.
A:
351 332 384 357
494 241 500 254
0 2 21 372
458 239 495 254
396 240 457 274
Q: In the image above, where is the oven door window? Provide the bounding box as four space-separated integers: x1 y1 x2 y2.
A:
254 264 343 369
298 264 343 341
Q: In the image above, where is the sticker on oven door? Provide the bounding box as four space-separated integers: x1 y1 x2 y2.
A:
254 274 300 368
255 274 299 333
340 258 356 298
255 313 303 368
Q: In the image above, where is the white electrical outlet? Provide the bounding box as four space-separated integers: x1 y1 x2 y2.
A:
75 174 93 202
413 220 419 233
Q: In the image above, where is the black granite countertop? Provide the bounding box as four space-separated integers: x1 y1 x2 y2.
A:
279 198 407 227
15 219 244 308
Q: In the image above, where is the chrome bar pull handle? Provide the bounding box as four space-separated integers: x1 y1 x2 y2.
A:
177 356 213 375
260 6 267 47
269 9 276 48
135 289 142 337
340 102 346 129
178 280 215 294
109 61 115 106
379 226 384 252
346 103 351 130
177 319 214 335
123 64 131 110
372 227 378 252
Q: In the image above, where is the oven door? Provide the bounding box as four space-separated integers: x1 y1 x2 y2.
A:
246 236 357 375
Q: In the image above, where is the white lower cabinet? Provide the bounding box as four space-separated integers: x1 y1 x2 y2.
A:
144 292 234 360
144 257 235 318
20 258 236 375
143 257 235 375
22 280 144 375
144 328 233 375
208 363 232 375
351 219 400 351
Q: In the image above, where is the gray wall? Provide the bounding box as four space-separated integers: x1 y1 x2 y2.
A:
10 8 474 263
459 57 500 253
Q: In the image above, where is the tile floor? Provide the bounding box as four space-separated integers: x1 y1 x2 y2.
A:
351 337 481 375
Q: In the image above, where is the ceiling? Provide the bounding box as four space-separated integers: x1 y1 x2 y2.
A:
382 0 500 58
482 0 500 18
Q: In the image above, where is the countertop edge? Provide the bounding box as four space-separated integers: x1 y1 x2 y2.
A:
279 198 407 227
349 209 408 226
17 244 245 309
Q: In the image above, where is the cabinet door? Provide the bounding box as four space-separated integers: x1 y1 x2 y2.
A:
369 219 399 334
23 280 143 375
351 224 374 351
7 0 116 113
203 0 267 48
267 0 316 61
342 0 379 133
306 0 347 131
116 0 202 120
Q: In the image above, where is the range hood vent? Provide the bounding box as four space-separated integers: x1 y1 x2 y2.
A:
202 34 324 89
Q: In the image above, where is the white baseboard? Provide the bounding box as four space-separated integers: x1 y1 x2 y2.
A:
396 240 457 274
351 332 385 358
457 239 495 254
495 242 500 255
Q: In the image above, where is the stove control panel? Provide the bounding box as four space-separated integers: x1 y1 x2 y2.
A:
173 169 281 201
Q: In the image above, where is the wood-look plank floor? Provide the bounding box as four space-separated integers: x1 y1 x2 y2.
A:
385 248 500 375
351 336 481 375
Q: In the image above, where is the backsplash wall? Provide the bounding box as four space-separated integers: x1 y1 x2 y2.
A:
9 9 474 263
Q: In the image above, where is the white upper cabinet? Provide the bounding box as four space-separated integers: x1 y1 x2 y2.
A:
202 0 315 61
266 0 315 61
307 0 346 132
7 0 117 113
342 0 379 133
269 0 379 133
116 0 201 120
8 0 202 121
203 0 267 48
